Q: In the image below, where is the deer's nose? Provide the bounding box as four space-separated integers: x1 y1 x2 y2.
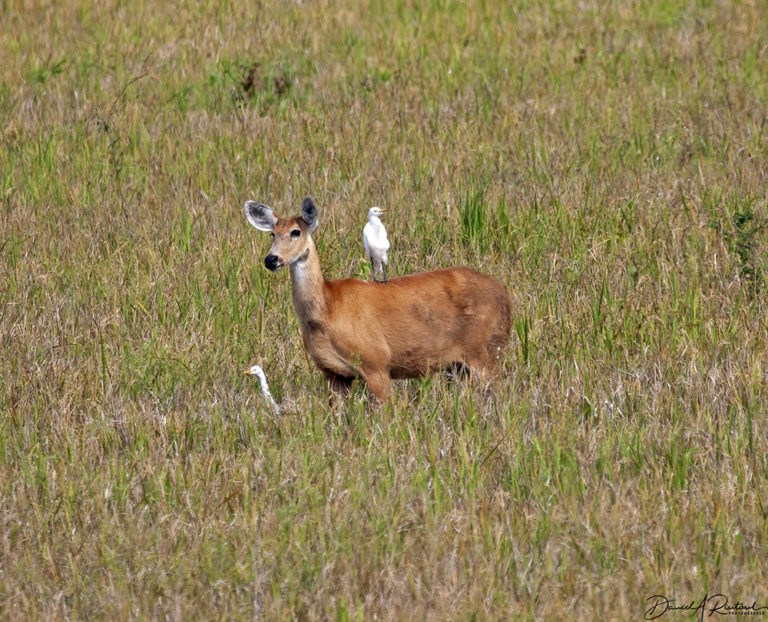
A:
264 254 280 271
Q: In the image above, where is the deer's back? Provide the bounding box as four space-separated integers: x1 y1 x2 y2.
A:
321 267 511 376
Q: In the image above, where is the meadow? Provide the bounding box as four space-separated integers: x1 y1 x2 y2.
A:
1 0 768 619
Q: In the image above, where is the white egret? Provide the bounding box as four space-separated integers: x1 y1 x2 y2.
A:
363 206 390 283
243 364 280 414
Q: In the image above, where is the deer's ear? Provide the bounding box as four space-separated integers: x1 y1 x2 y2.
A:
300 197 318 233
245 201 278 232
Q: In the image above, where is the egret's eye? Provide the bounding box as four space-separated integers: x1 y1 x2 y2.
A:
290 229 301 238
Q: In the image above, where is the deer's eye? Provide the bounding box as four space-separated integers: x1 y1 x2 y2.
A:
290 229 301 238
270 232 275 238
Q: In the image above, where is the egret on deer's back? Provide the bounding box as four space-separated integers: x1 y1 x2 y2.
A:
363 206 390 283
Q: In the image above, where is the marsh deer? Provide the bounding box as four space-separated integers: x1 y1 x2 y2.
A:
245 197 512 401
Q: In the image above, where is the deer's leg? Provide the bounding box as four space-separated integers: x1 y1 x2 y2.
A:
465 354 503 402
361 367 391 402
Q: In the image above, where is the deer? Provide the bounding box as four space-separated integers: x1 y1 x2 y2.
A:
244 196 512 401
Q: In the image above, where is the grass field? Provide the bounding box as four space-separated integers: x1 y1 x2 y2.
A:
2 0 768 619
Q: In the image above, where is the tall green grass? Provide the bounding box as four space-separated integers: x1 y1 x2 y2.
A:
1 0 768 619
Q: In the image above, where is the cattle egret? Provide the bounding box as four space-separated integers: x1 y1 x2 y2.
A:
363 206 390 283
243 364 280 414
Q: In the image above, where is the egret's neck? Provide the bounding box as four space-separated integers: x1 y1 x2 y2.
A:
288 237 327 326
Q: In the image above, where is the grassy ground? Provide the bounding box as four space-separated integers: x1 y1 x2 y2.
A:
2 0 768 619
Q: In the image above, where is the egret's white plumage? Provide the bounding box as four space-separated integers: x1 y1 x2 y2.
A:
363 206 390 283
244 365 280 414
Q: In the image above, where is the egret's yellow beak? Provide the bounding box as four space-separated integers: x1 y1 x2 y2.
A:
243 368 252 375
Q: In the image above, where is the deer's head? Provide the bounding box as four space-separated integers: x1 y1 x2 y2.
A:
245 197 318 271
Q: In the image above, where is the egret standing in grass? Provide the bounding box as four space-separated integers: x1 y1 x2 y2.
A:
363 206 390 283
243 364 280 415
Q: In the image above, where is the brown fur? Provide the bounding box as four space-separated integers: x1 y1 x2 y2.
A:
246 201 512 401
